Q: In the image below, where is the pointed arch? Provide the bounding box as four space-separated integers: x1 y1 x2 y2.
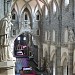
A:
50 49 55 61
63 58 68 75
34 4 42 15
54 0 59 8
49 0 59 14
21 7 31 20
62 0 69 11
20 6 32 28
35 10 41 21
11 2 19 14
11 0 17 9
61 52 68 66
11 8 17 13
20 3 32 15
49 0 59 8
63 58 67 66
11 8 17 20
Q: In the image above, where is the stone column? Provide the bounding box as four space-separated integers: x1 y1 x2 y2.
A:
56 0 62 75
56 46 62 75
38 44 41 68
28 34 32 56
28 34 32 46
68 42 73 75
61 66 63 75
36 35 42 69
47 41 50 74
50 61 53 75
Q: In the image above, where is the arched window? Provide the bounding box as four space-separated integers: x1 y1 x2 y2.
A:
53 2 56 14
11 8 17 20
36 14 40 20
13 29 16 35
64 28 68 43
45 31 50 41
22 8 30 22
24 12 28 20
65 0 69 6
53 30 55 42
45 31 47 41
25 13 28 20
12 13 16 20
37 29 40 35
36 11 40 21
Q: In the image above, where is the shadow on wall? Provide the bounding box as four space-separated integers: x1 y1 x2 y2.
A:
33 45 38 64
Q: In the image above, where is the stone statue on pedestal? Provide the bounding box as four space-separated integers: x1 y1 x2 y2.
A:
68 27 74 43
0 13 15 61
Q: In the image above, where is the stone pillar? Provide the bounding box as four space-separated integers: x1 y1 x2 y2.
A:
56 0 62 75
61 66 63 75
50 61 53 75
56 46 62 75
40 45 43 68
28 34 32 46
68 42 73 75
47 41 50 73
34 35 42 69
38 44 41 68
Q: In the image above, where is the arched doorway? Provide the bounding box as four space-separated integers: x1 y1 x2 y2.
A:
14 33 29 57
14 32 38 74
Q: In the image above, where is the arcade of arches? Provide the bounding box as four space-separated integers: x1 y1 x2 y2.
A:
0 0 75 75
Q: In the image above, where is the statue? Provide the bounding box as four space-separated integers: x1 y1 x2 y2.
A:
68 27 74 43
0 12 15 61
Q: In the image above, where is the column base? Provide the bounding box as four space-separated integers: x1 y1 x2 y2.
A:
0 61 15 75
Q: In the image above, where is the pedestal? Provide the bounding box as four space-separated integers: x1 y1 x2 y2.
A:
0 61 15 75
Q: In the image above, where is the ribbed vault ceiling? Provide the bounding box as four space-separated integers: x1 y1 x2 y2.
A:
12 0 59 14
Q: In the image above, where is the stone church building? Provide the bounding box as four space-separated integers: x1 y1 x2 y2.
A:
0 0 75 75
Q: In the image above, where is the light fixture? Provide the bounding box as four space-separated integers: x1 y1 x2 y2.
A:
17 37 20 40
23 37 26 40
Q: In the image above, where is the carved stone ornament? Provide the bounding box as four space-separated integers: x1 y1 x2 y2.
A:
68 27 74 43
